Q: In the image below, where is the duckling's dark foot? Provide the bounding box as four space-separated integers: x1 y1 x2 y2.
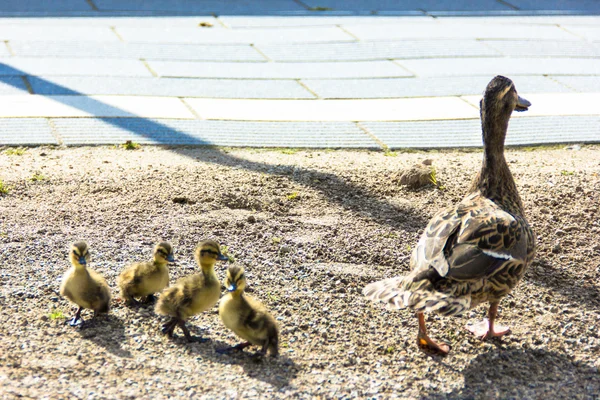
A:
141 294 156 305
68 317 84 327
466 319 510 339
161 318 178 337
216 341 252 354
125 298 140 307
178 321 209 343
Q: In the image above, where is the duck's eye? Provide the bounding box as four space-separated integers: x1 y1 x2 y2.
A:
238 274 245 281
73 250 79 256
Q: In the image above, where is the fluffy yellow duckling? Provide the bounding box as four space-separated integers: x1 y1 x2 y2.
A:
155 239 228 342
117 242 174 306
59 241 111 327
218 265 279 357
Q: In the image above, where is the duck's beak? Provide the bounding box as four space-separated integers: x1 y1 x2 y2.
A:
515 95 531 112
78 256 87 265
166 254 175 262
217 253 229 261
227 284 237 292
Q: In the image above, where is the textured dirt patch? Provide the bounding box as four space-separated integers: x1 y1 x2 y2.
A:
0 145 599 399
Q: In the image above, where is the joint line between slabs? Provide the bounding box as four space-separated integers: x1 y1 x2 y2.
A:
20 76 34 94
46 118 64 146
110 26 125 42
495 0 520 10
140 59 158 77
212 13 230 28
355 121 388 151
85 0 100 11
296 80 320 99
291 0 311 10
179 98 203 120
4 40 15 56
336 25 361 42
250 44 272 62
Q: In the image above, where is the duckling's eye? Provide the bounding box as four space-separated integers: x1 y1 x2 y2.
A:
237 274 245 281
73 250 79 256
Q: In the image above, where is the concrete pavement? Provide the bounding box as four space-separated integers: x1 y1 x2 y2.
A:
0 1 599 149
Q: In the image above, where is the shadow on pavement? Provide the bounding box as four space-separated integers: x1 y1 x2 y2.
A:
77 313 133 358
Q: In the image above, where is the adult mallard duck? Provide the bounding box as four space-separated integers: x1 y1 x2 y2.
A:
364 75 536 354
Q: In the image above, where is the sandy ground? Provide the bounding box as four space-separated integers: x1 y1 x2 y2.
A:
0 144 599 399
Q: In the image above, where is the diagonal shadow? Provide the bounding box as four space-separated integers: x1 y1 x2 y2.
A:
0 64 427 232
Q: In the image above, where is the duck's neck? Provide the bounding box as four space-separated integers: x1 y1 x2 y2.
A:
200 263 217 280
470 110 524 216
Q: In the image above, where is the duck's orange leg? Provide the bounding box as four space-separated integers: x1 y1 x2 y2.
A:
466 302 510 339
416 312 450 354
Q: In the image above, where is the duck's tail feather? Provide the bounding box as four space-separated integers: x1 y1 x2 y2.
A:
363 276 471 317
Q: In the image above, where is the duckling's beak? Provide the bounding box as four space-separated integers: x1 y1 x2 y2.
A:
227 283 237 292
166 254 175 262
78 256 87 265
515 95 531 112
217 253 229 261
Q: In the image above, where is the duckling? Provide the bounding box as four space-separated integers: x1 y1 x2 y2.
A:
217 265 279 358
59 241 111 327
155 239 228 342
364 76 536 354
117 242 174 306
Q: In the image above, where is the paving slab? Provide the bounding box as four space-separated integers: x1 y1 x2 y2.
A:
28 77 315 99
51 118 379 148
0 58 152 77
342 22 577 40
364 116 600 149
218 15 433 28
397 57 600 77
184 97 479 121
0 95 194 118
116 26 353 44
550 76 600 92
461 93 600 118
561 25 600 41
149 60 410 79
0 118 57 145
94 0 306 14
434 15 600 25
482 40 600 57
303 76 571 99
0 77 30 95
0 26 118 42
0 16 221 27
256 40 499 62
9 41 266 62
511 0 600 12
300 0 511 12
0 0 91 12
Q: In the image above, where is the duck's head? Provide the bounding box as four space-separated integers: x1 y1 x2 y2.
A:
481 75 531 117
70 241 90 268
153 242 175 264
194 239 228 267
224 265 246 294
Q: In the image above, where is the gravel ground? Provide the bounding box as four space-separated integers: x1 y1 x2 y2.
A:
0 145 599 399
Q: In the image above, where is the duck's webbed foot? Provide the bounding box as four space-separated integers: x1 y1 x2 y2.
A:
68 307 84 327
416 313 450 355
216 341 252 354
466 302 510 340
161 318 178 337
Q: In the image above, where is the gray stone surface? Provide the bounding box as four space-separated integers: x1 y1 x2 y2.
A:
52 118 379 148
512 0 600 11
94 0 305 14
364 116 600 149
483 40 600 57
257 40 499 62
550 76 600 92
0 58 152 77
342 22 577 40
303 76 571 99
9 41 267 62
0 76 30 95
0 16 222 27
300 0 511 12
116 26 354 44
0 26 117 41
0 118 57 145
219 16 432 28
0 0 91 12
397 57 600 77
148 60 411 79
29 76 315 99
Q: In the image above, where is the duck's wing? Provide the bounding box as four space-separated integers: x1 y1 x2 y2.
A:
418 197 528 282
